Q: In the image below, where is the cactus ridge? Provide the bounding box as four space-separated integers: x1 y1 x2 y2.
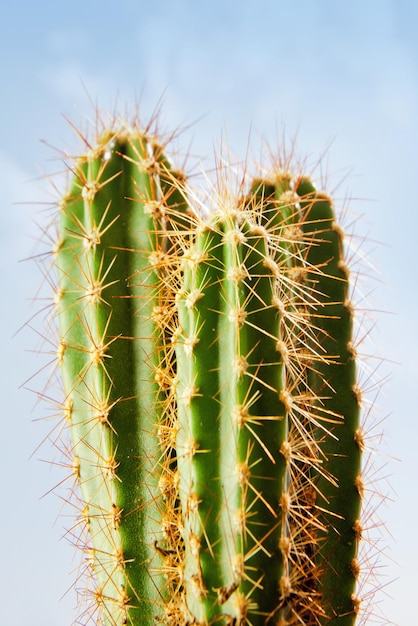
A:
40 119 381 626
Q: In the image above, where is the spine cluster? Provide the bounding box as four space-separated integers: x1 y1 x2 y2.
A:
50 121 368 626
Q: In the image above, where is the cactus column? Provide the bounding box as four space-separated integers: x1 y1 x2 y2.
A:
297 178 363 624
55 127 185 624
175 209 287 623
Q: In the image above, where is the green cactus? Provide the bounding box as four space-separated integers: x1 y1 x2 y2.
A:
296 178 363 623
54 124 189 623
50 120 371 625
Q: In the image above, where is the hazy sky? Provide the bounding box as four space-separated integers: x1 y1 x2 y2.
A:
2 1 417 624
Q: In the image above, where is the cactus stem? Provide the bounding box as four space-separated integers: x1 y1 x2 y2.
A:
33 121 386 625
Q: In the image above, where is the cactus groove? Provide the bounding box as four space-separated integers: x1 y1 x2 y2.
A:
47 119 376 626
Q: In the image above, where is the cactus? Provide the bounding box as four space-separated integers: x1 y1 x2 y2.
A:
48 118 374 625
54 124 190 623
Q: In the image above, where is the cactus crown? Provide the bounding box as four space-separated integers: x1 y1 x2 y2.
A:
35 115 383 626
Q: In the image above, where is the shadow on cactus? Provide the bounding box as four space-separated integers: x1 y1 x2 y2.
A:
35 114 386 625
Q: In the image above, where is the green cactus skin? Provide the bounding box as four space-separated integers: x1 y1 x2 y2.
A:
55 126 186 624
49 123 370 626
297 178 363 624
251 174 363 625
244 174 327 624
175 213 288 623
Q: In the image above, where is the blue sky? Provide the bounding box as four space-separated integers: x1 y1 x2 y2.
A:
2 1 417 624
